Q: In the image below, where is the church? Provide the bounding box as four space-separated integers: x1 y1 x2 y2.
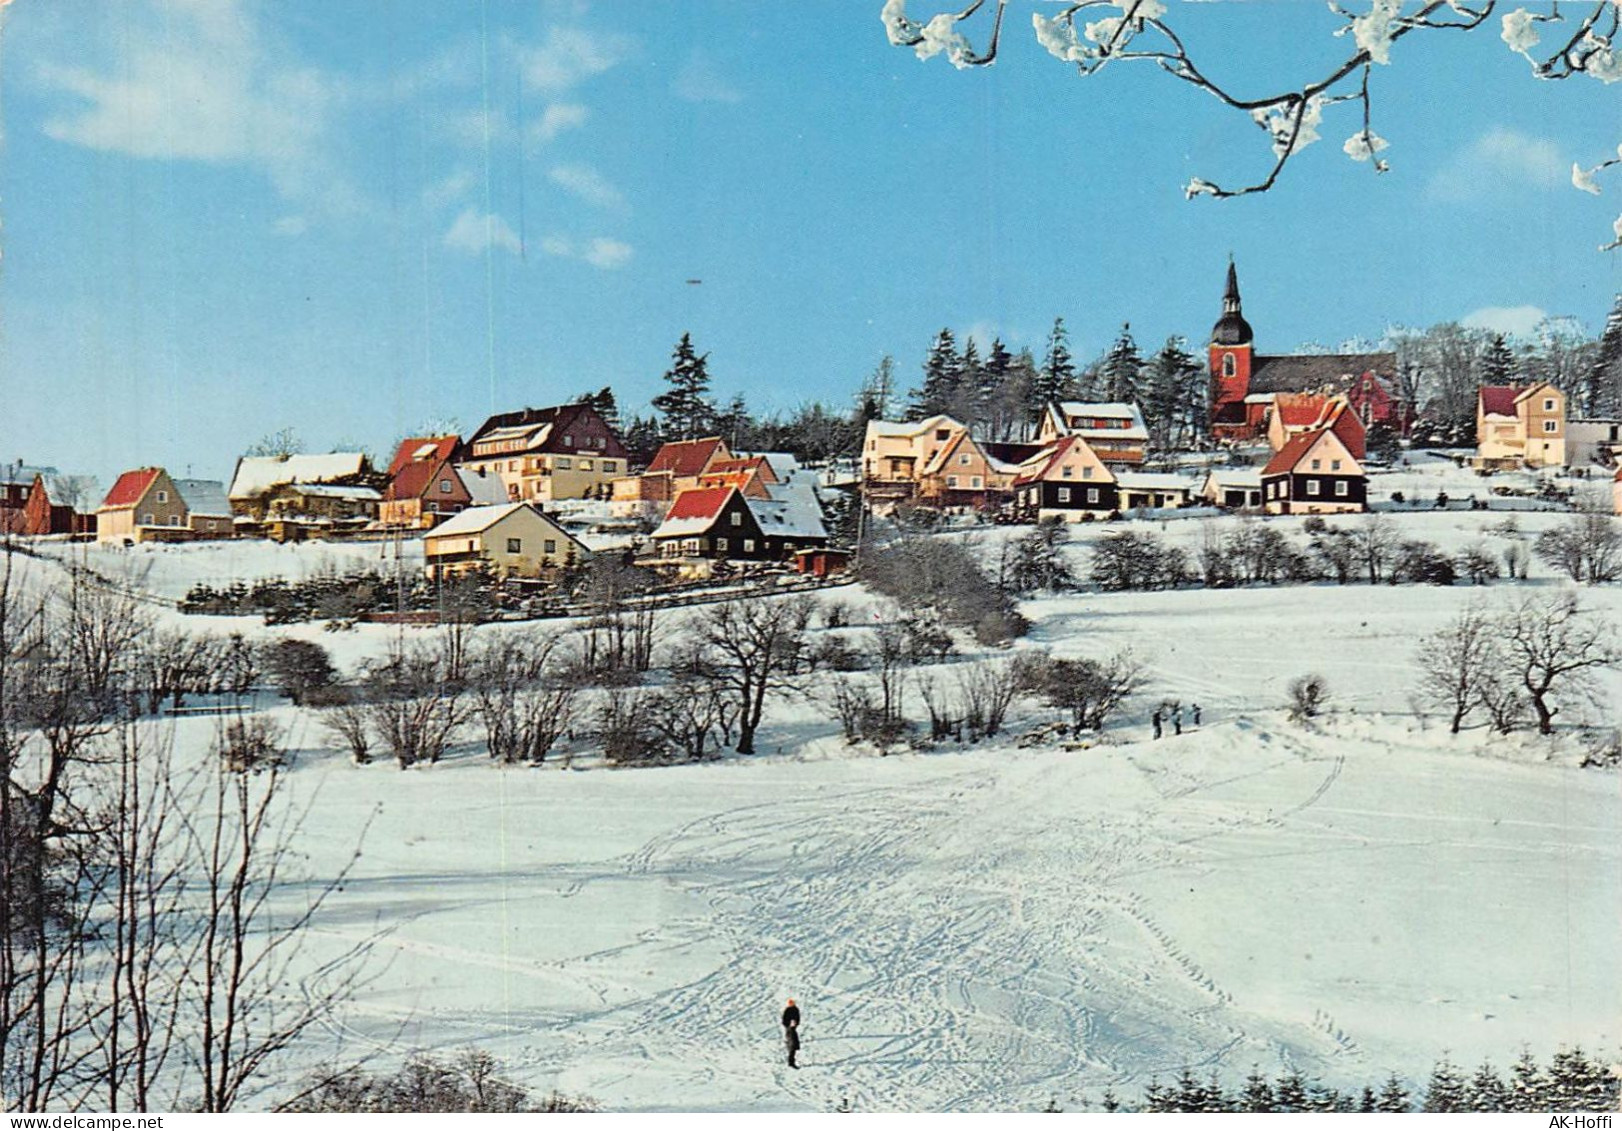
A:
1208 261 1410 443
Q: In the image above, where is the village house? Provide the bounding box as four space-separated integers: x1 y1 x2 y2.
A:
11 473 91 537
1 464 65 535
172 479 234 538
610 436 732 520
1115 472 1195 511
860 415 962 510
1475 382 1566 469
649 471 828 570
1260 427 1368 515
97 467 191 544
697 454 778 498
228 452 382 524
1035 401 1149 466
422 502 587 580
1198 468 1264 510
1209 260 1408 442
459 403 628 503
380 435 471 529
1012 435 1119 521
1264 394 1367 460
914 427 1029 512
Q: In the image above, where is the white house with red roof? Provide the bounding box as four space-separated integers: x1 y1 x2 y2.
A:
1012 435 1119 521
1475 382 1566 469
96 467 190 544
1260 428 1367 515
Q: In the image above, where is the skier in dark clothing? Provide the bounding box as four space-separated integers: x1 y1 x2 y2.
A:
1192 703 1202 726
782 999 801 1068
1172 706 1183 736
1151 710 1163 740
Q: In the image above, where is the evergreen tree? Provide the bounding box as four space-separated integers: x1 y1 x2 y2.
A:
1100 1088 1120 1113
910 328 962 420
1377 1073 1411 1113
1422 1057 1470 1112
1143 336 1203 448
1100 323 1144 404
1508 1049 1546 1113
858 355 897 423
1545 1047 1607 1112
1273 1070 1308 1113
622 414 665 467
651 332 715 440
953 336 985 424
1469 1061 1510 1112
1239 1068 1275 1112
1141 1078 1169 1112
1357 1086 1377 1113
713 393 751 449
1480 333 1517 385
976 337 1016 438
1032 317 1078 423
1171 1068 1202 1112
577 385 621 433
1586 291 1622 416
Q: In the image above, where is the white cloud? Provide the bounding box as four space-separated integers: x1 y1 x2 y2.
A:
520 26 633 93
548 163 628 212
1462 304 1548 338
33 1 353 212
272 215 308 236
583 238 633 269
423 169 477 211
1429 127 1566 200
673 51 742 104
531 102 590 144
444 208 522 256
542 234 633 270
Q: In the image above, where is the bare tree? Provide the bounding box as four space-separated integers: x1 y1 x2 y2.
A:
364 641 466 768
1288 673 1330 721
1356 515 1398 585
697 596 813 755
321 694 373 766
1533 509 1622 583
1500 593 1618 734
1039 650 1144 731
1415 604 1498 733
955 654 1029 740
468 630 576 765
577 557 659 675
647 645 737 761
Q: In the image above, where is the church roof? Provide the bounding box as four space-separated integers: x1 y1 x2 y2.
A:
1248 353 1396 396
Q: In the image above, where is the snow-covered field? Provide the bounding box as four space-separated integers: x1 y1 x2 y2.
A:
14 479 1622 1112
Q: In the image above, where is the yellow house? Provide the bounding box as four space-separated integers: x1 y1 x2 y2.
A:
96 467 190 544
422 502 588 580
459 403 629 503
860 415 964 508
1476 382 1566 469
916 428 1021 509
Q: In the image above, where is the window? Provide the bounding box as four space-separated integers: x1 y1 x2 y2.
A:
935 429 950 441
716 537 729 551
564 434 574 447
1061 466 1073 479
507 460 517 472
955 453 969 466
580 459 594 471
439 479 452 493
506 538 522 553
156 490 168 503
544 539 556 554
1223 353 1236 378
1306 480 1321 496
556 457 572 470
603 460 617 473
1543 420 1558 433
1057 487 1071 502
1330 460 1341 471
1087 488 1099 503
170 514 182 526
1335 481 1349 497
1544 398 1555 412
743 539 756 552
947 475 958 488
1082 466 1094 480
971 476 982 489
1310 459 1321 470
142 513 154 525
730 511 742 526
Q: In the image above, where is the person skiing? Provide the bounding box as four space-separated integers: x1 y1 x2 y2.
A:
1151 709 1163 740
1192 702 1202 727
1172 705 1183 736
782 998 801 1069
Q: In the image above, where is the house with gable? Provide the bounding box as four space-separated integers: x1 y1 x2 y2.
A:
649 472 828 568
915 426 1028 511
1035 401 1149 466
97 467 191 543
1260 427 1367 515
459 403 629 503
228 452 382 524
380 435 471 529
1012 435 1119 521
1198 468 1264 510
1475 382 1566 469
860 415 962 510
1265 394 1367 460
172 479 234 538
610 436 732 520
1209 260 1409 441
422 502 587 580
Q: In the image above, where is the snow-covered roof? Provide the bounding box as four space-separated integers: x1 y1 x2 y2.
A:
426 502 546 540
286 484 381 501
229 453 369 499
1200 469 1262 489
751 472 827 540
1114 472 1193 491
1 463 59 488
454 464 511 506
652 487 736 539
173 478 231 517
478 423 552 448
1054 402 1149 441
865 415 960 439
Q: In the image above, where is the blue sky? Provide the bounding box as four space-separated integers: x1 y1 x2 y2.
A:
1 0 1619 485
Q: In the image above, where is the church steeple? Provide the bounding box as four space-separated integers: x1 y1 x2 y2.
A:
1211 256 1253 347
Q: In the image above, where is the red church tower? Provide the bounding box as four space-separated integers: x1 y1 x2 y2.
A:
1209 259 1255 439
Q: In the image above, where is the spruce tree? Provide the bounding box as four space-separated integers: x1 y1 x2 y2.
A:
1480 333 1517 385
651 333 715 440
1032 317 1078 422
1273 1070 1308 1113
1376 1073 1411 1112
910 328 962 420
1422 1057 1470 1112
1100 1088 1120 1113
1469 1061 1510 1112
859 355 897 423
954 336 985 424
1508 1049 1546 1113
1585 292 1622 416
1358 1086 1377 1113
1239 1068 1275 1112
577 385 621 433
1144 336 1202 448
1141 1077 1168 1112
1100 323 1145 404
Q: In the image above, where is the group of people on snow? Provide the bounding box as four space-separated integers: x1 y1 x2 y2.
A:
1151 701 1200 740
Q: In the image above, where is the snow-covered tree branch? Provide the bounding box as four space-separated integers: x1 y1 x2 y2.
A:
882 0 1622 247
